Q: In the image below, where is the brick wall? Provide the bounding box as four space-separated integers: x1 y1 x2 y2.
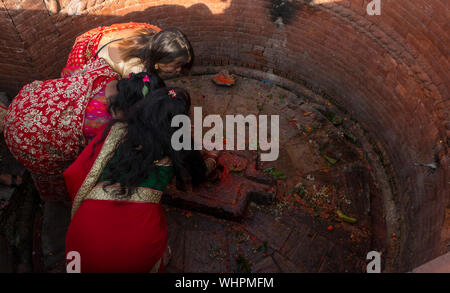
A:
0 0 448 271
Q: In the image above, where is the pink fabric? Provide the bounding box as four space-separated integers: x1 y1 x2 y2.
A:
83 87 112 142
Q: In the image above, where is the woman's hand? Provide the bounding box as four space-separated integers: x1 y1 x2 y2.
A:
204 157 217 176
202 149 221 176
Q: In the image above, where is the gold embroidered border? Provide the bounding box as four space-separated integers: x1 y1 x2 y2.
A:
71 123 126 218
86 185 162 204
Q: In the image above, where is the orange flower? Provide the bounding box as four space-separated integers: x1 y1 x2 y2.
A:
213 75 234 84
327 225 334 231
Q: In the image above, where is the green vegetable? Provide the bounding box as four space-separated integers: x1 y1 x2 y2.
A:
323 154 338 164
337 210 357 224
271 171 286 179
344 130 357 144
270 170 286 179
326 112 343 126
263 167 286 180
294 183 306 196
235 254 252 273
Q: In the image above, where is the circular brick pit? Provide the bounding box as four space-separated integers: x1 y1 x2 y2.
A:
0 0 448 272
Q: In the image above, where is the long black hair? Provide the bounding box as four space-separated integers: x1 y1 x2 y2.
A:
102 87 206 198
108 71 166 118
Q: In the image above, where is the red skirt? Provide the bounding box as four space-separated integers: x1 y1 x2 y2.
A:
64 125 167 272
65 200 167 273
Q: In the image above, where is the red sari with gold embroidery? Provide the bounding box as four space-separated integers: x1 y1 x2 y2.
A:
61 22 161 77
64 124 170 273
3 59 119 201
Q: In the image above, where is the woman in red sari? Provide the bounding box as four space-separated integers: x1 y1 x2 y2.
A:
3 64 165 202
64 84 215 273
62 22 193 80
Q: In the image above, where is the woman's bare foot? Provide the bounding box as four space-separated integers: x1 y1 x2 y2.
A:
0 174 22 187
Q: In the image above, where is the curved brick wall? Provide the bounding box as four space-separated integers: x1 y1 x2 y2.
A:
0 0 448 271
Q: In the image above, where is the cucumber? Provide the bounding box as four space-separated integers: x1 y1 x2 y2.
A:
336 210 357 224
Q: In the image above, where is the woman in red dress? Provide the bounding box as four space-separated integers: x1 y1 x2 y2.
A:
3 66 165 202
64 84 215 273
3 23 194 201
61 22 193 80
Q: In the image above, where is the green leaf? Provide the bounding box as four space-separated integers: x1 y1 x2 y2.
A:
344 130 357 144
323 154 337 164
294 183 306 196
141 85 149 97
270 170 286 180
337 210 357 224
235 254 252 273
326 112 343 126
263 167 286 179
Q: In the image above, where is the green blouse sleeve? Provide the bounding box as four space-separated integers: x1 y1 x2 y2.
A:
99 159 175 192
139 165 175 191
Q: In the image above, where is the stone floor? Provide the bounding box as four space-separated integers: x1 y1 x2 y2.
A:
0 74 385 273
162 74 376 272
0 125 30 273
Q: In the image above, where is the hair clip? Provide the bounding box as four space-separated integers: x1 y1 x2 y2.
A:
142 85 149 97
168 89 177 98
143 75 150 82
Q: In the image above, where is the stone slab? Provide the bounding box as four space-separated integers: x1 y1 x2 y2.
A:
163 151 276 221
244 210 291 251
184 230 228 273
